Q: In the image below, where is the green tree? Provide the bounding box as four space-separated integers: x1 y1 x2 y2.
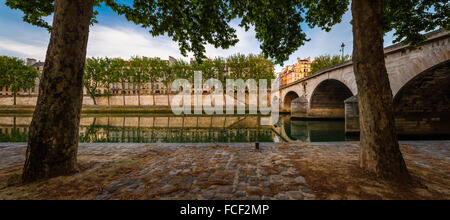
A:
8 0 448 182
98 58 116 106
130 57 151 106
212 57 227 82
83 57 103 105
147 58 162 106
110 58 129 106
159 60 178 105
226 53 248 80
310 54 351 74
0 56 40 105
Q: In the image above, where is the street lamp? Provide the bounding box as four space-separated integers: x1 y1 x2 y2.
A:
340 43 345 59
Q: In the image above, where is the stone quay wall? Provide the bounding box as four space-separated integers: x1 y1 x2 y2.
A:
0 93 271 107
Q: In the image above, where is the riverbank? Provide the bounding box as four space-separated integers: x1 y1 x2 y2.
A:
0 105 177 114
0 141 448 200
0 105 276 115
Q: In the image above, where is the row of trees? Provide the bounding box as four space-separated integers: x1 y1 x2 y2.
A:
310 54 352 74
0 56 40 105
83 54 275 106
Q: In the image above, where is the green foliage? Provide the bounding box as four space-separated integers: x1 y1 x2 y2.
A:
110 57 130 87
0 56 40 94
84 57 104 101
310 54 351 74
5 0 448 64
129 56 152 91
383 0 449 45
226 53 275 81
82 54 273 91
98 58 116 96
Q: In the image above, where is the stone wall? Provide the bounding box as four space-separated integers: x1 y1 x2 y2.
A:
0 93 269 107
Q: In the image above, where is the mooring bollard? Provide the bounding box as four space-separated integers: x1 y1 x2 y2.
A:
255 142 260 150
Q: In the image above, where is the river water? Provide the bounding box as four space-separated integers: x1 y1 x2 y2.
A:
0 114 444 143
0 114 357 143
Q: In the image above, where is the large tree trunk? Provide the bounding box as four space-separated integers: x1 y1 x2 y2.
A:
22 0 93 183
351 0 410 182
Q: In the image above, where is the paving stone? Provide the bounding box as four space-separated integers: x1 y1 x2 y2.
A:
294 176 306 184
6 142 446 200
159 184 177 194
286 191 304 200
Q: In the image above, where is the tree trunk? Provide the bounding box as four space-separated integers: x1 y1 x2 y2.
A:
138 86 141 106
351 0 410 182
90 91 97 105
107 89 110 106
167 87 170 106
22 0 93 183
13 92 16 105
122 82 126 106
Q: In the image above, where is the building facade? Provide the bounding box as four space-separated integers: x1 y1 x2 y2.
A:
278 57 311 86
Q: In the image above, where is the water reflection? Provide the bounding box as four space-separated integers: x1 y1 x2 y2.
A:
0 115 361 143
277 116 358 142
0 116 275 143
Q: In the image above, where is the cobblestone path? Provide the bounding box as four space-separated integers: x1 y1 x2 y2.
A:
0 141 448 200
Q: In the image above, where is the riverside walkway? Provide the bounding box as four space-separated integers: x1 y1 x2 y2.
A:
0 141 449 200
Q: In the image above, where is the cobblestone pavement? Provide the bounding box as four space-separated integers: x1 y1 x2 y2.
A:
0 141 449 200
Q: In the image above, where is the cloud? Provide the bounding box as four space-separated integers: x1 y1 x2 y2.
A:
87 25 182 60
204 23 262 58
0 38 47 60
87 22 263 61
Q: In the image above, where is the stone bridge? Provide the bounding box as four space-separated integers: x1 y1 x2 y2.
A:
273 30 449 136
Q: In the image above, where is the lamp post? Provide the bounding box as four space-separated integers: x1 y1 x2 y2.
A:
340 43 345 59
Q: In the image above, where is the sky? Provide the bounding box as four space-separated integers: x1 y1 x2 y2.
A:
0 1 396 73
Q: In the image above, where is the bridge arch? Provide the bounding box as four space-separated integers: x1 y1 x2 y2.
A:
282 91 300 112
309 79 354 118
393 60 450 136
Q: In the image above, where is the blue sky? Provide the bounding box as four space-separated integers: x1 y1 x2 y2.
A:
0 1 395 73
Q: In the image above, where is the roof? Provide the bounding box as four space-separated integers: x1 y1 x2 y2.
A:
32 62 45 67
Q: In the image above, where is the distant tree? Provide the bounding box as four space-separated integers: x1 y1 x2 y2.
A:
0 56 40 105
98 58 116 106
310 54 351 74
159 60 178 105
212 57 227 82
83 58 103 105
147 58 163 106
226 54 248 80
247 54 275 82
130 57 152 106
110 58 130 106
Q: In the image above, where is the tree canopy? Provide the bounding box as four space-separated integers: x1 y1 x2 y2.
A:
6 0 448 64
310 54 351 74
0 56 40 95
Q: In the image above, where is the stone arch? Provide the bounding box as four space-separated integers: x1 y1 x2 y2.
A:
282 91 300 112
309 79 354 118
393 60 450 137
